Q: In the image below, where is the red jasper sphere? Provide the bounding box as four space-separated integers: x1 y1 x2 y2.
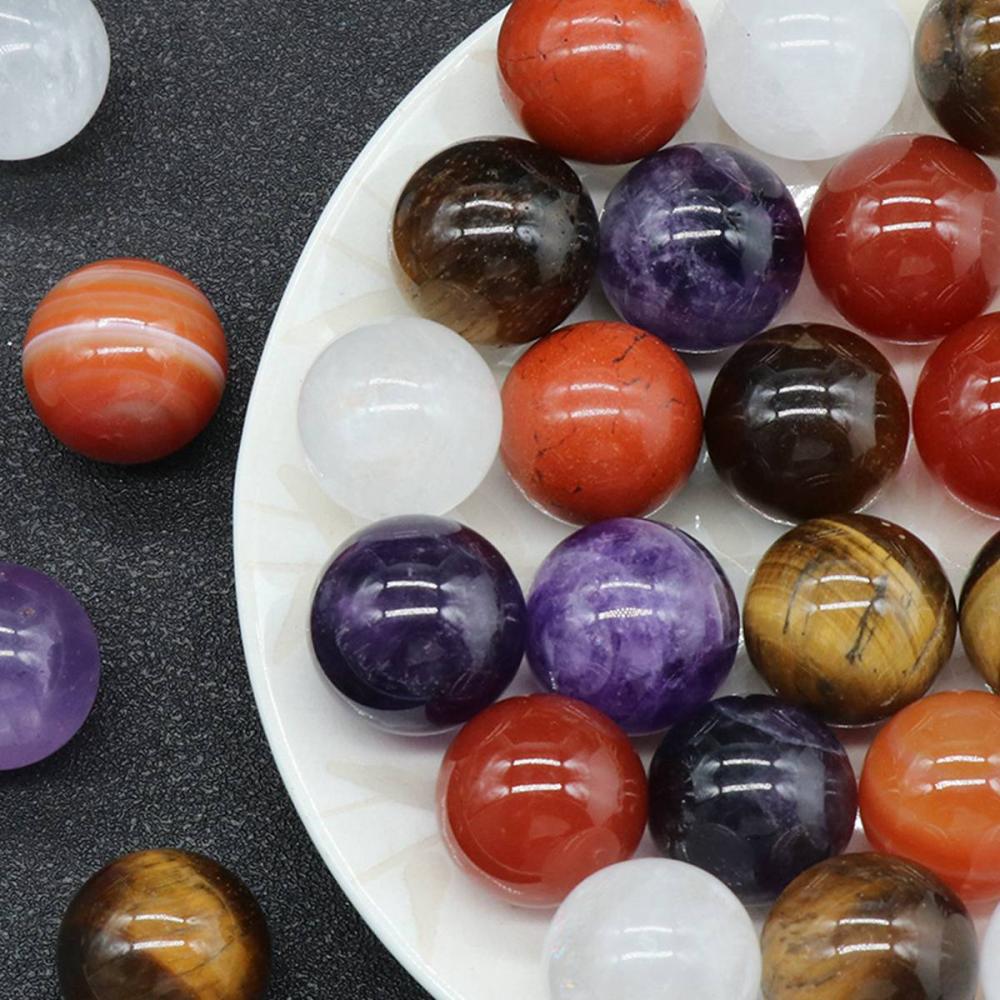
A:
497 0 706 165
807 134 1000 344
438 694 648 908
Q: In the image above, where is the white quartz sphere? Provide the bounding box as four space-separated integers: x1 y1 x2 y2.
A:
0 0 111 160
984 903 1000 1000
298 318 502 520
707 0 911 162
545 859 761 1000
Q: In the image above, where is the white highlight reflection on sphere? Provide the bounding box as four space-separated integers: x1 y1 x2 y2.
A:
545 859 761 1000
298 317 502 521
0 0 111 160
707 0 911 162
984 903 1000 1000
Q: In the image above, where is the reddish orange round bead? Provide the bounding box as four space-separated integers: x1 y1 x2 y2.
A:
23 258 228 464
859 690 1000 902
501 322 703 524
438 694 648 908
497 0 706 165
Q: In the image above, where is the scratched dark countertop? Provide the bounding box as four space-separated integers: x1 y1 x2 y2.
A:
0 2 502 996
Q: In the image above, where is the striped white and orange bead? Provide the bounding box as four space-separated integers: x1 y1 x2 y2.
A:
23 258 228 464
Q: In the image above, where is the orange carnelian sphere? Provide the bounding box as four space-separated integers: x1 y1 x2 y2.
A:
807 133 1000 343
914 313 1000 516
501 322 703 524
23 259 228 464
497 0 706 165
859 690 1000 902
438 694 648 908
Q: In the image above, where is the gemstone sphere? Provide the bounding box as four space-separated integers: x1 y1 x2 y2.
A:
807 133 1000 343
649 696 858 905
707 0 910 162
310 516 526 735
438 694 647 907
297 318 501 519
744 515 957 726
960 531 1000 691
599 143 805 353
392 137 598 346
762 853 978 1000
546 859 762 1000
23 259 228 464
0 0 110 160
705 323 909 522
914 313 1000 517
0 564 100 770
501 322 703 524
58 850 270 1000
916 0 1000 157
527 518 739 735
860 690 1000 902
497 0 706 165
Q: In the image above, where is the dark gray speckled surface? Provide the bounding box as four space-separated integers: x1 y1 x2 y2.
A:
0 1 502 996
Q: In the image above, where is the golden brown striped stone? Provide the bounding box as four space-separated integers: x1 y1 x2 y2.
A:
57 849 269 1000
762 853 977 1000
744 514 956 726
959 531 1000 691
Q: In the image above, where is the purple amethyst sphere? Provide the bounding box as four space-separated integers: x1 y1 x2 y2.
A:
0 564 101 770
526 518 739 734
599 143 805 353
310 516 526 735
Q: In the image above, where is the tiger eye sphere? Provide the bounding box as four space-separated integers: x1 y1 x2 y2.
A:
57 850 270 1000
744 515 956 726
392 137 599 347
705 324 909 522
961 532 1000 691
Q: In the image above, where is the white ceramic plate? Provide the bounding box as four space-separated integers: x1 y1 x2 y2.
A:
233 4 996 998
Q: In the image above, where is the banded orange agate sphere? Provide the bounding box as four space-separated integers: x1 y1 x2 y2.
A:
23 259 228 464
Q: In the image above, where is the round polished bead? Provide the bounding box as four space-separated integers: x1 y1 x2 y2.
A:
546 859 761 1000
960 532 1000 691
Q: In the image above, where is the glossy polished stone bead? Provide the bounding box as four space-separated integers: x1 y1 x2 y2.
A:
392 137 598 346
599 143 804 354
705 324 909 523
913 313 1000 517
649 696 857 905
310 516 526 735
762 853 978 1000
0 564 100 770
916 0 1000 157
0 0 110 160
527 518 739 734
58 850 270 1000
497 0 706 165
860 690 1000 902
546 859 762 1000
708 0 910 162
438 694 647 908
24 259 228 464
960 532 1000 691
500 322 703 524
808 133 1000 343
297 318 501 519
744 515 956 726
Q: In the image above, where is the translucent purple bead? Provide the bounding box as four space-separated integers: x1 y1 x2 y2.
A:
526 519 739 734
649 695 858 905
0 563 101 770
310 516 526 735
599 143 805 353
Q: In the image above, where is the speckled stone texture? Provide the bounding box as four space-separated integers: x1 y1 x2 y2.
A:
526 518 740 734
649 695 858 905
310 516 526 734
0 1 501 996
599 143 805 353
